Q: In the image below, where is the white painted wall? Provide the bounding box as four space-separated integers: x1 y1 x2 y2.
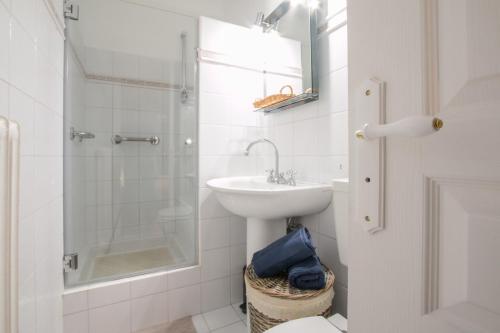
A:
0 0 65 332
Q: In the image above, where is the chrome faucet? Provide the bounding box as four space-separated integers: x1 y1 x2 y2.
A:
244 139 287 184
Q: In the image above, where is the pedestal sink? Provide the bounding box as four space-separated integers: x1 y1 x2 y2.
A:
207 176 333 264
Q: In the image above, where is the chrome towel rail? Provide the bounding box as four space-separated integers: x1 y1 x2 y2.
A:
112 134 160 145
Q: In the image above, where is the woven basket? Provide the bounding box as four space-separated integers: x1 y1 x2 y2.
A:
245 264 335 333
253 85 295 109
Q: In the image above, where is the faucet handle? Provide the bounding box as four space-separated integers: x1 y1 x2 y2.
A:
265 169 275 183
277 172 287 185
286 169 297 186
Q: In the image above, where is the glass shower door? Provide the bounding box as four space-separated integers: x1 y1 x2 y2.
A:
63 1 198 286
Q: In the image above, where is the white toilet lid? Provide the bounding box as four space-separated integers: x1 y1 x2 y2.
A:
264 316 342 333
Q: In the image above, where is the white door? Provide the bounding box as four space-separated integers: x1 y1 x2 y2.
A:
348 0 500 332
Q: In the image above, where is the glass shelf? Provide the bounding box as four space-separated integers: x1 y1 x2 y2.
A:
253 93 319 114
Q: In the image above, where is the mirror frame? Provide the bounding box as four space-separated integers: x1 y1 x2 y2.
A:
256 4 319 114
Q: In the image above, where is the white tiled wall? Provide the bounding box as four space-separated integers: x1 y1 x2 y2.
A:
81 78 188 247
64 6 199 285
262 1 349 316
63 268 202 333
198 0 349 316
0 0 64 332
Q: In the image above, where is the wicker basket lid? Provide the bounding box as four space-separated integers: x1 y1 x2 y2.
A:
245 264 335 300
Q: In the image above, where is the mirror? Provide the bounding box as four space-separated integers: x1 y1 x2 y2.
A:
253 0 319 113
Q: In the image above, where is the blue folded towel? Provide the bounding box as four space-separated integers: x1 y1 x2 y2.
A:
288 255 326 290
252 227 316 278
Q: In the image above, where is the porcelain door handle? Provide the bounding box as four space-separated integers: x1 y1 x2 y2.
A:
355 115 443 140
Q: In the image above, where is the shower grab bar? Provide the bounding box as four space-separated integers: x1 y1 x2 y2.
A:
70 127 95 142
112 134 160 145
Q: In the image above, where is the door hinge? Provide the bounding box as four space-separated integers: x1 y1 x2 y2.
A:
63 253 78 272
64 0 79 20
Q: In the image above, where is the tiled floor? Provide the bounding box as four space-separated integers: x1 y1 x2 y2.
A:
192 304 247 333
138 304 347 333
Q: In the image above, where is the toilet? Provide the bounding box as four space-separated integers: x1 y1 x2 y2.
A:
265 179 349 333
265 314 347 333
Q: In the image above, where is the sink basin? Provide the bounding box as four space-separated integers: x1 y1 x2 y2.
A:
207 176 332 263
207 176 332 219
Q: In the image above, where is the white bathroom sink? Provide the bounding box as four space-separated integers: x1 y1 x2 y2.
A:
207 176 333 263
207 176 332 219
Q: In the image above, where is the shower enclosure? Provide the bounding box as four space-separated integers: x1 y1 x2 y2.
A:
63 0 198 286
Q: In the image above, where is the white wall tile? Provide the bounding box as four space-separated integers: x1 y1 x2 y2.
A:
85 47 113 76
89 301 131 333
292 118 318 156
9 87 35 155
167 266 201 290
9 19 36 96
230 273 244 305
85 107 112 133
318 155 348 183
199 93 231 126
0 79 7 118
130 274 168 298
88 282 131 308
139 88 163 112
85 82 113 108
0 4 9 81
199 188 231 219
18 215 35 287
319 24 347 76
130 293 168 331
201 217 230 250
139 109 164 134
229 245 246 276
34 102 62 156
168 284 201 321
139 57 163 82
330 67 348 113
63 291 89 315
113 52 139 79
318 202 336 238
199 124 232 156
19 156 36 219
201 247 230 281
328 25 348 73
18 275 36 333
199 156 229 187
113 109 140 133
113 85 139 110
63 311 89 333
201 277 231 312
229 216 246 246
